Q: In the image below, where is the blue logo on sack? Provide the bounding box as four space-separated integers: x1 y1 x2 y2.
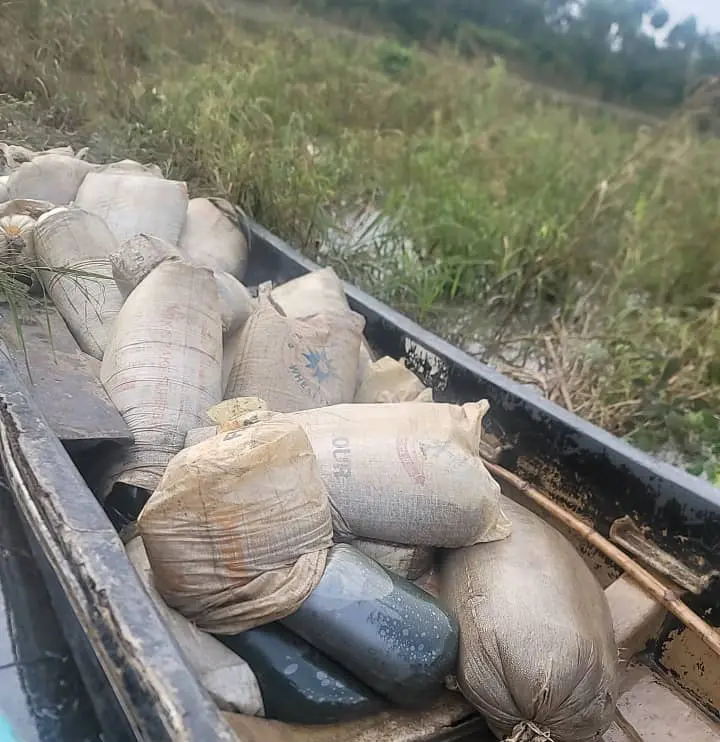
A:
303 348 333 382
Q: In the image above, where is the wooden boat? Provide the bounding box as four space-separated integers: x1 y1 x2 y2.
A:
0 219 718 742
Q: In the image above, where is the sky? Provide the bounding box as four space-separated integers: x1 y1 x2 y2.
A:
662 0 720 31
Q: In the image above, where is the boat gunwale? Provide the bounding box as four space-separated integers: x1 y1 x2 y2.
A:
0 341 238 742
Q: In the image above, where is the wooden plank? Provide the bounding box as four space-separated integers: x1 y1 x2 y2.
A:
0 301 131 451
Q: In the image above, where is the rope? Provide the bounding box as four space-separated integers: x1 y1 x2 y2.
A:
503 721 555 742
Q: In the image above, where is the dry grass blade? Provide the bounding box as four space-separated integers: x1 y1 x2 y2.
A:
0 260 114 378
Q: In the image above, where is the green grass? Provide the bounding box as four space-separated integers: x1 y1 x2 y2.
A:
1 0 719 482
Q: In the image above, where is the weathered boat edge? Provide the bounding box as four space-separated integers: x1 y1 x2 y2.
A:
0 344 240 742
246 221 720 577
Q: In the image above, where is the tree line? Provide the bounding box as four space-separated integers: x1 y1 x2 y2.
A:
296 0 720 110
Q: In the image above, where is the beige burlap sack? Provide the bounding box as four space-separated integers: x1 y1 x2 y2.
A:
75 172 188 246
270 268 375 387
34 206 124 359
110 233 184 300
354 356 433 404
288 402 509 547
100 259 223 495
179 197 249 279
442 496 620 742
270 267 349 317
351 539 433 580
214 270 255 335
208 398 511 548
224 297 364 412
126 536 264 717
138 418 333 634
7 153 96 205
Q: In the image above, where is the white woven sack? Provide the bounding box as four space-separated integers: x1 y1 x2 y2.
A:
354 356 433 403
7 154 96 205
100 259 223 496
270 268 375 387
351 539 433 580
126 536 265 716
179 197 249 279
110 233 184 300
224 297 364 412
0 176 9 203
110 235 252 337
208 398 511 549
442 496 620 742
214 271 255 335
34 206 124 359
75 172 188 246
138 418 333 634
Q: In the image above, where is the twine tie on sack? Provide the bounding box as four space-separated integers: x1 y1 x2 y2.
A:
504 721 555 742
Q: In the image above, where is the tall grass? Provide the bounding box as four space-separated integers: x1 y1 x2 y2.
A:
1 0 719 479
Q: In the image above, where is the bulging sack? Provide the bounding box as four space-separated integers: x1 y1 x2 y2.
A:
138 418 333 634
100 259 223 495
75 172 188 246
34 206 124 359
0 177 9 203
111 233 184 299
270 268 375 386
7 153 95 205
288 401 510 548
442 496 620 742
354 356 433 404
215 270 255 335
270 267 349 317
126 536 264 717
224 297 364 412
179 197 249 279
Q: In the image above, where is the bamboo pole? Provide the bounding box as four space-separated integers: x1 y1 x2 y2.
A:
483 459 720 659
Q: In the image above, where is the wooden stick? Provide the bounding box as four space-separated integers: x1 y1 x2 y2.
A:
483 459 720 658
